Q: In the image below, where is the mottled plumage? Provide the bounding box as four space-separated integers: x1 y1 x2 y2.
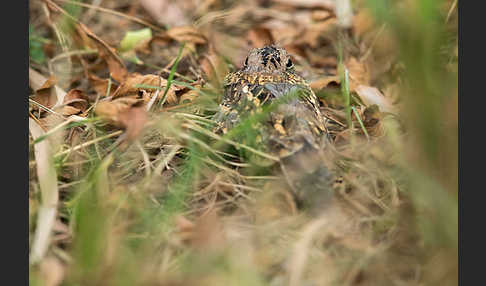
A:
213 45 333 210
214 45 328 158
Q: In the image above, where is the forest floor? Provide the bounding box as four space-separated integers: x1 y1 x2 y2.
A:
29 0 458 285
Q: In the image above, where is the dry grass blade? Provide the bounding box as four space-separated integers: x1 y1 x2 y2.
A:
288 217 330 286
29 118 59 264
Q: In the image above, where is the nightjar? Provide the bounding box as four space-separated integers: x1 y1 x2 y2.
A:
213 45 333 210
214 45 328 158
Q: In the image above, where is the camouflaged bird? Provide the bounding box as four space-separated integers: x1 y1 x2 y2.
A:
213 46 333 210
213 45 328 159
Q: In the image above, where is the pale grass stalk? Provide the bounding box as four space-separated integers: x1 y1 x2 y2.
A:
137 141 152 177
289 217 330 286
29 118 59 264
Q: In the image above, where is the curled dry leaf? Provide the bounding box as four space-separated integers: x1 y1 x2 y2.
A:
29 68 68 111
31 75 58 110
61 89 89 116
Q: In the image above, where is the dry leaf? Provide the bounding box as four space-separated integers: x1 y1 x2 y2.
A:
353 9 376 38
88 74 117 98
140 0 194 27
76 23 128 82
62 89 89 116
31 75 58 109
200 52 229 89
95 97 143 128
153 26 207 46
310 75 340 90
94 97 148 142
118 105 148 142
355 85 395 114
113 73 162 98
179 84 203 104
112 73 179 105
246 27 274 48
345 57 370 90
61 105 82 116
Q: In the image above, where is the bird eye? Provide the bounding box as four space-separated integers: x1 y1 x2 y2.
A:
244 57 248 66
286 59 293 68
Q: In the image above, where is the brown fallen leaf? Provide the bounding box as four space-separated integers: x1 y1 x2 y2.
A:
95 97 143 127
200 51 229 90
352 9 376 38
296 19 338 48
179 84 203 104
95 97 148 142
88 74 118 98
113 73 160 98
62 89 89 116
118 105 148 142
31 75 58 110
112 73 179 105
246 26 274 48
73 22 128 83
310 75 340 90
153 26 207 46
139 0 194 27
345 57 370 90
